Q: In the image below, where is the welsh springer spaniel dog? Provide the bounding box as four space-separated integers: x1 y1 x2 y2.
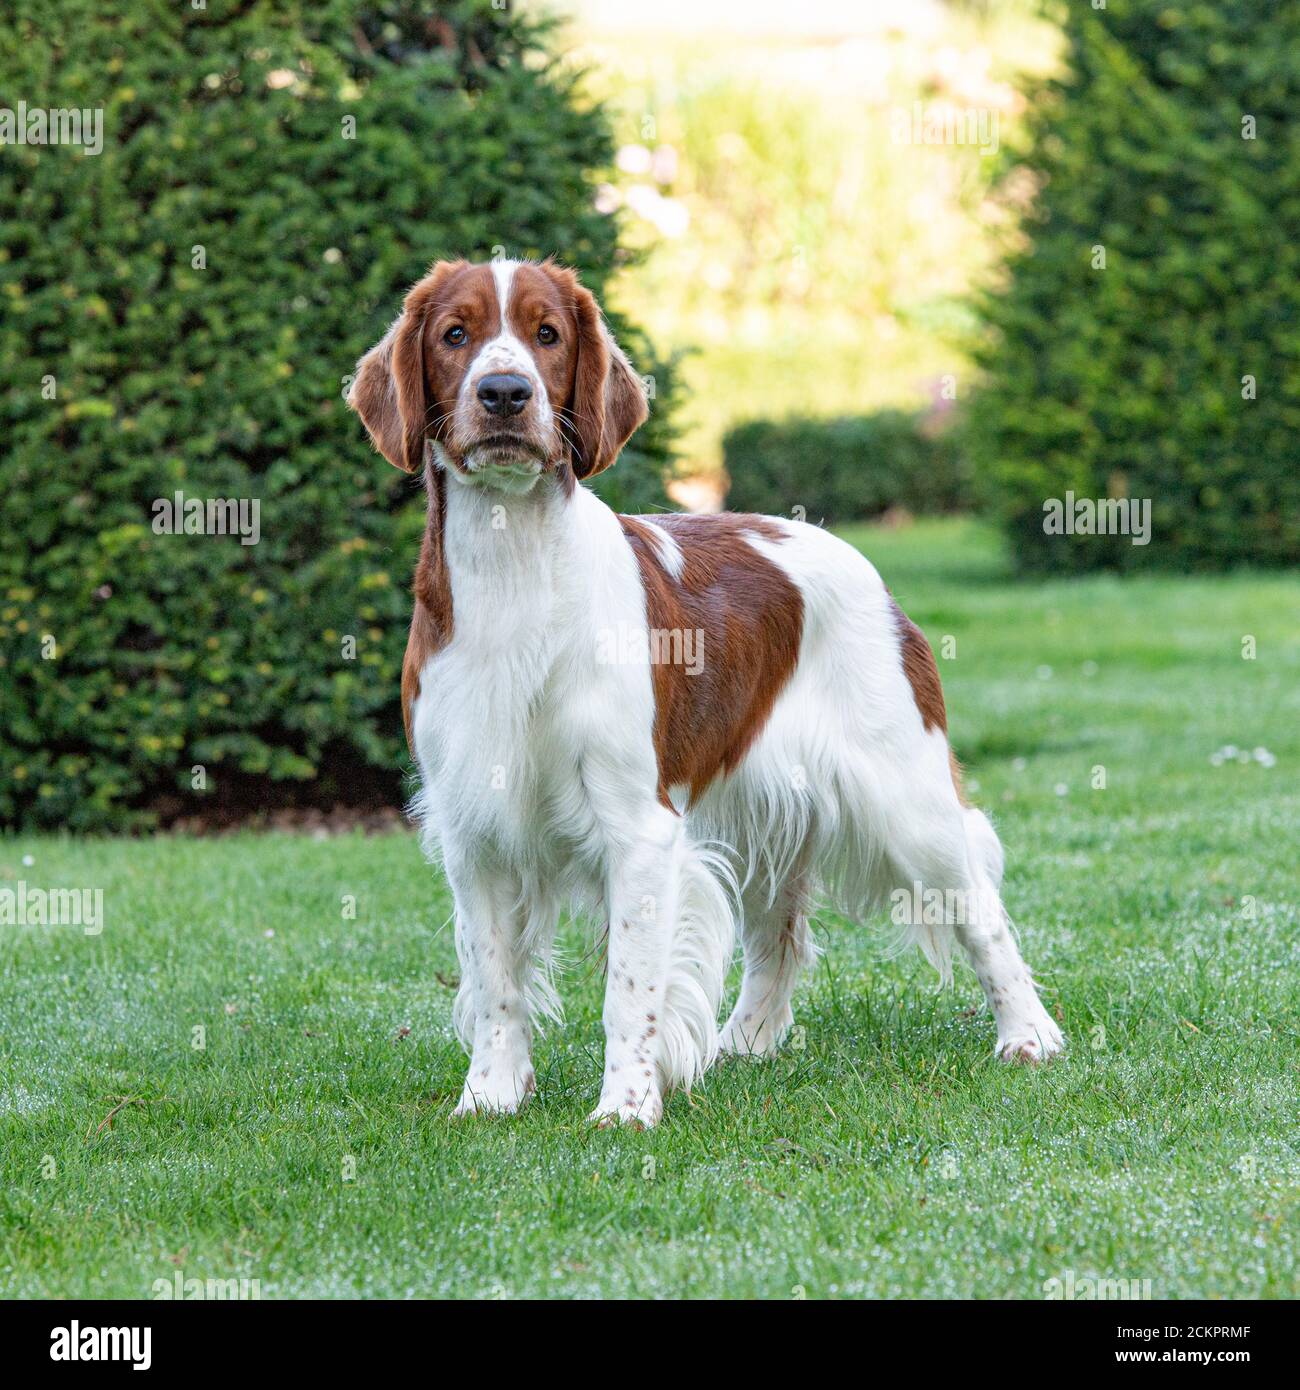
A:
348 258 1064 1126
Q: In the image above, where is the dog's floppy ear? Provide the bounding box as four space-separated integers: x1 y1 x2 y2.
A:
348 262 463 472
567 281 649 480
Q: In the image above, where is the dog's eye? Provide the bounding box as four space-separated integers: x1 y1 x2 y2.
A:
443 325 467 347
537 324 558 346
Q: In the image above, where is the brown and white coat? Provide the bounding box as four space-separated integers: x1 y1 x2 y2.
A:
348 258 1063 1127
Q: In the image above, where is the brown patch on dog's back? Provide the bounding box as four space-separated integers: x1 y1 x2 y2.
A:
890 595 969 804
619 513 804 806
890 596 947 732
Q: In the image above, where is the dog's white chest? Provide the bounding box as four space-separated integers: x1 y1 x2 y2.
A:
412 637 575 852
407 479 660 881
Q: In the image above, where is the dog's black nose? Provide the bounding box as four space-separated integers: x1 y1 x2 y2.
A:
477 374 533 417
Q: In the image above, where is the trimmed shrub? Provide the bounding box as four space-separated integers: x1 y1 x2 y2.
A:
0 0 675 831
722 410 970 525
964 0 1300 572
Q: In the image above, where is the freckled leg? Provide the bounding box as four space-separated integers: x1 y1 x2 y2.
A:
954 898 1064 1063
447 861 536 1116
590 812 681 1128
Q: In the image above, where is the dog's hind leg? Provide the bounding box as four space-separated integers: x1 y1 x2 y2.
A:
720 870 814 1058
889 795 1064 1063
952 806 1063 1062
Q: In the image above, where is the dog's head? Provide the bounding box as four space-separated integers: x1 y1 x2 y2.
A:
347 259 648 491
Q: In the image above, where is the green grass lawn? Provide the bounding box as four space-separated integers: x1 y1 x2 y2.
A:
2 519 1297 1299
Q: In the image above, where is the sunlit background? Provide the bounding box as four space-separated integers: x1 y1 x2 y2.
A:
532 0 1058 503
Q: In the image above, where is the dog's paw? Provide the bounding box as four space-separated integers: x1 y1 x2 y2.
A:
996 1014 1065 1065
719 1008 793 1059
452 1068 535 1118
588 1086 663 1130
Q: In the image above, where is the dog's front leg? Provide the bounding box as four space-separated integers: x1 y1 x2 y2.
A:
590 810 682 1128
447 858 536 1117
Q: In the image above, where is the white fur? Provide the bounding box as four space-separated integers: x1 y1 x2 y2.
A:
641 520 686 580
412 490 1063 1122
408 304 1062 1127
693 521 1061 1062
411 480 736 1123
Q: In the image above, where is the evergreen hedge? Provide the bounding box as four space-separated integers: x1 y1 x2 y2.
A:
0 0 675 831
723 411 969 525
964 0 1300 572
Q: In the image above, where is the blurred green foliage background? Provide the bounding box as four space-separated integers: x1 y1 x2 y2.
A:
965 0 1300 570
567 0 1058 486
723 411 970 524
571 0 1298 563
0 0 676 831
2 0 1296 832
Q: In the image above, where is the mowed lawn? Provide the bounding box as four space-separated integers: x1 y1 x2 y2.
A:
2 519 1297 1299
